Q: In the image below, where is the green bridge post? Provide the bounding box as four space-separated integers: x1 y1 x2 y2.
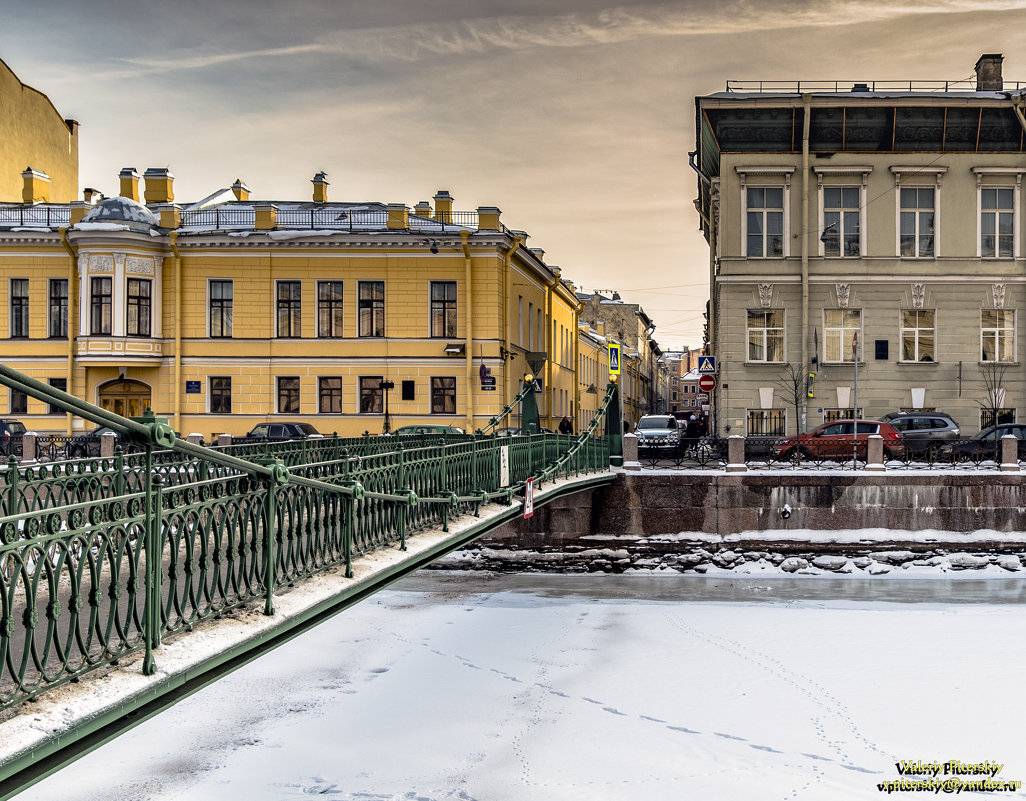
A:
142 451 163 676
607 378 623 467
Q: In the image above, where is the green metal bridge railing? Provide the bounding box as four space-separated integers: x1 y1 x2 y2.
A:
0 363 617 714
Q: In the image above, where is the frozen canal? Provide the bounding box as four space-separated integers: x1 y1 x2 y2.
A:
22 572 1026 800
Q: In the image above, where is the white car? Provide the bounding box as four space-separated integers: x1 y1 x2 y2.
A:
634 415 681 450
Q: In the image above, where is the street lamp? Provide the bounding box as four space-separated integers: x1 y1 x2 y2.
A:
379 379 395 434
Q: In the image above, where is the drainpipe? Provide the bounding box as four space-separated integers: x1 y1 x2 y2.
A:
801 93 811 434
58 228 77 436
690 149 719 433
460 231 475 431
170 232 182 434
502 237 520 407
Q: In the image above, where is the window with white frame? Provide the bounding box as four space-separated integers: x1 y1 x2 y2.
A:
981 309 1015 362
746 188 784 257
981 187 1015 258
900 309 935 362
747 309 784 362
822 187 861 257
900 187 935 258
824 309 861 362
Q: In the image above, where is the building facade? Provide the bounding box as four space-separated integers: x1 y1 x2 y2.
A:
0 57 78 204
577 324 610 434
0 170 582 438
695 53 1026 436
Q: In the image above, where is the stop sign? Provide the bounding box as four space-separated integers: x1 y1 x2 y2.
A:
698 374 716 392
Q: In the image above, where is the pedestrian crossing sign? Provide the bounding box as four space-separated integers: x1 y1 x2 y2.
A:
697 356 716 374
608 343 621 375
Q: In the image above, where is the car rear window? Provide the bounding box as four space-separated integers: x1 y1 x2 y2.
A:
855 423 879 434
297 424 320 435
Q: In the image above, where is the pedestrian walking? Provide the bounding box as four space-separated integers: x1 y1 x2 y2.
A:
685 414 700 456
558 416 573 435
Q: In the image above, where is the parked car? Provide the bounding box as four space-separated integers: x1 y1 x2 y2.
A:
634 414 681 451
773 419 903 461
0 419 26 457
949 423 1026 461
245 422 321 440
493 426 552 436
391 424 465 435
67 427 140 458
880 412 960 454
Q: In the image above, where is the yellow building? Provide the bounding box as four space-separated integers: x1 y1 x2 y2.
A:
0 168 582 438
0 57 78 204
577 324 610 434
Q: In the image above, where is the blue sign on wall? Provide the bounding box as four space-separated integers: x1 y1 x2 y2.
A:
185 381 201 394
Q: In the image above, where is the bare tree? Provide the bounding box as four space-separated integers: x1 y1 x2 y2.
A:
775 362 810 437
978 362 1010 428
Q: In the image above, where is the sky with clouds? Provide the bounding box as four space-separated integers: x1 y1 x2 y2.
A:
3 0 1026 347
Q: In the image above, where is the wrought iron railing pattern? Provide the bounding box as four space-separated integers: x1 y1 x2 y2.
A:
0 362 615 711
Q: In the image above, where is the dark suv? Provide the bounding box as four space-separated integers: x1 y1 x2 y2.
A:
880 412 960 454
0 419 26 457
245 422 321 440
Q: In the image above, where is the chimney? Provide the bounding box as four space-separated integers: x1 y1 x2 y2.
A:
975 53 1004 91
433 190 453 222
143 168 175 203
82 187 101 204
119 168 141 201
414 201 432 218
21 167 50 203
232 179 250 201
312 172 329 203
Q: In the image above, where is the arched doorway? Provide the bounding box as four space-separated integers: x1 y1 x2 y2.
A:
98 379 151 419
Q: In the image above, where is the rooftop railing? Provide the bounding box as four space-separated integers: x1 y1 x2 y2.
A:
724 79 1026 94
0 205 71 229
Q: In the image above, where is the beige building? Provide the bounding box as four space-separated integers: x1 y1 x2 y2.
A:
694 53 1026 436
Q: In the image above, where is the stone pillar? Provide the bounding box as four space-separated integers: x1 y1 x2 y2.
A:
865 434 885 472
623 433 640 471
187 434 204 446
101 432 118 458
1000 434 1020 472
217 434 233 447
725 434 747 473
22 433 36 462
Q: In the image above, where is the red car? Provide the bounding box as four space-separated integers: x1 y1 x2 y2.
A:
773 419 903 461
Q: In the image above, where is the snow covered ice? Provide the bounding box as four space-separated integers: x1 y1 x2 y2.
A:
20 571 1026 801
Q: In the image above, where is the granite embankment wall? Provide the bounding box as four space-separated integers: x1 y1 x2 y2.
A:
453 473 1026 574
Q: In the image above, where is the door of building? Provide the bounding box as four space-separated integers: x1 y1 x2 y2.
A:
98 379 151 419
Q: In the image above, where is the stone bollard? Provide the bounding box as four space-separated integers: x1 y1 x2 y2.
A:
725 434 747 473
1000 434 1020 472
187 434 204 446
22 433 35 462
217 434 233 447
865 434 885 472
622 433 641 471
101 431 118 458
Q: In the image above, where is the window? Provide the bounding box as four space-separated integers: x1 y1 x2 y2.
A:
824 309 861 362
210 280 233 338
10 279 28 338
982 408 1016 428
824 408 863 423
210 377 231 414
318 281 343 337
47 378 67 414
90 277 112 335
900 187 935 257
901 310 935 362
278 376 300 414
981 309 1015 362
746 188 784 257
981 187 1014 258
528 302 534 349
49 279 67 338
401 380 415 401
360 376 383 413
747 409 785 436
518 296 524 346
431 377 456 414
9 389 26 414
277 281 301 338
823 187 860 257
318 377 343 413
126 278 151 336
747 310 784 362
430 281 457 337
358 282 384 337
